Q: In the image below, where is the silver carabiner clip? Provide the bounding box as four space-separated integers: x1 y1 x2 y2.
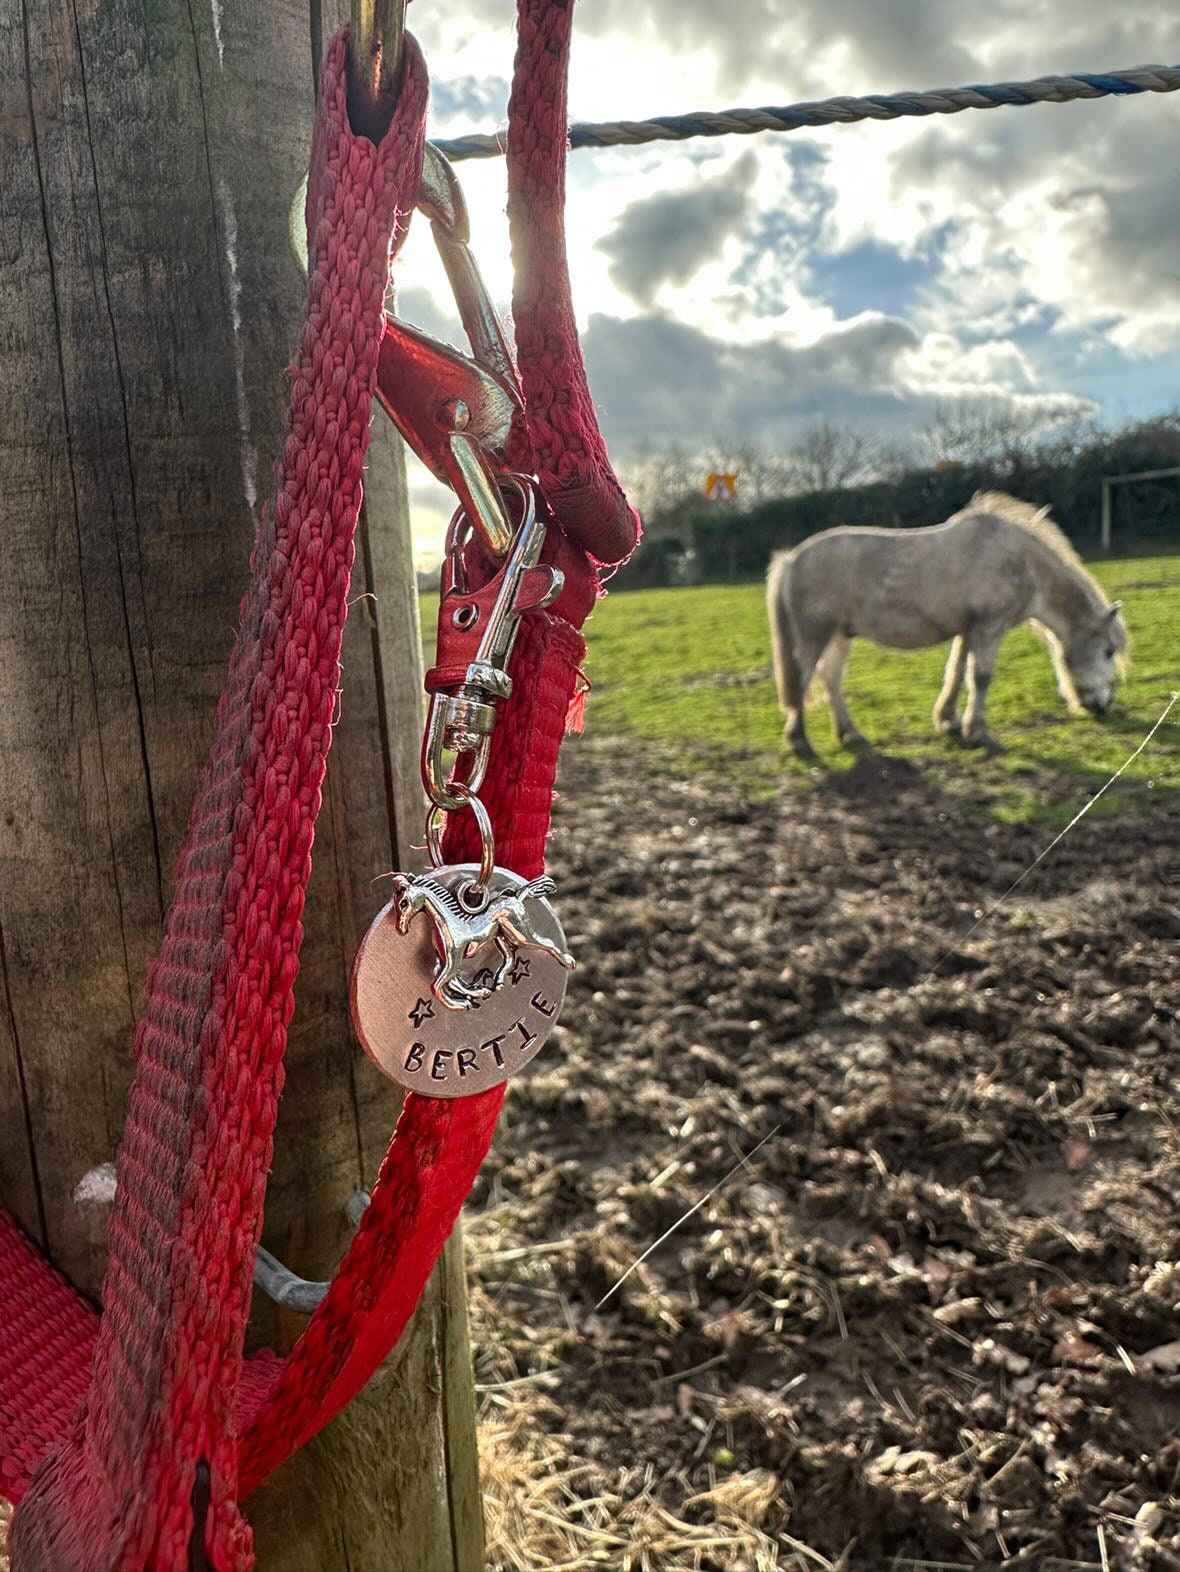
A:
423 478 563 813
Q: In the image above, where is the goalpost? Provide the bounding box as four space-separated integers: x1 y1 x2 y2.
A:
1100 466 1180 551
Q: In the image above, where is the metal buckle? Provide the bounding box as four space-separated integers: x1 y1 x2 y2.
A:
415 145 518 392
376 144 529 559
423 478 563 811
289 142 529 560
289 124 556 807
376 325 521 560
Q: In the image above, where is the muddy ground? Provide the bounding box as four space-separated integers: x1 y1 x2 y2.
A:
466 737 1180 1572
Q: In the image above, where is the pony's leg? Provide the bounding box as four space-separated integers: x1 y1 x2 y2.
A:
491 934 514 990
498 911 575 970
933 637 967 735
962 629 1004 746
430 937 490 1005
768 564 827 758
436 961 477 1007
783 631 826 757
816 635 865 747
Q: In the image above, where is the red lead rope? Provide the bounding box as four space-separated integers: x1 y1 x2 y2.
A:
2 5 636 1569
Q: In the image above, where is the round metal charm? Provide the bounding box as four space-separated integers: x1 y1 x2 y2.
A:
350 863 573 1098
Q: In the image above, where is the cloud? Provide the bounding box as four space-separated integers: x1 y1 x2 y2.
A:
415 0 1177 118
516 0 999 96
583 310 920 444
1051 163 1180 353
570 0 1175 97
413 0 1001 107
597 153 759 304
413 0 1180 362
418 0 1175 104
581 307 1097 457
880 95 1180 352
430 73 511 129
393 1 1176 562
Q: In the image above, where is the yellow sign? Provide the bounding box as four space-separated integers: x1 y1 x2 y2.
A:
704 472 738 501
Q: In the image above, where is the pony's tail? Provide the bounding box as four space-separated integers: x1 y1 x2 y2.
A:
767 551 805 717
520 875 557 902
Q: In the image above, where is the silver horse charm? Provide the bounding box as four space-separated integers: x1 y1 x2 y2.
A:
351 864 575 1097
390 869 574 1009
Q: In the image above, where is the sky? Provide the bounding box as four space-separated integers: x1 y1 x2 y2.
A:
391 2 1180 564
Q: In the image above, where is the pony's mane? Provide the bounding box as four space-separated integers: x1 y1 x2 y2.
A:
963 490 1084 571
414 877 470 919
960 492 1130 667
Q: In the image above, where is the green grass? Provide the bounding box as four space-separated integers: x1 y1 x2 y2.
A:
422 553 1179 823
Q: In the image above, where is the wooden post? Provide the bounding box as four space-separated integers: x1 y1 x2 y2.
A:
1101 479 1113 552
0 3 482 1568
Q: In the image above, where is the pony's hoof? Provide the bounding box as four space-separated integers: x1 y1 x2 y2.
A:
837 728 868 750
962 727 997 751
935 715 962 737
787 734 816 760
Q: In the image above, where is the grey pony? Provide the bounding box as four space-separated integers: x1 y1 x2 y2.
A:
767 491 1128 755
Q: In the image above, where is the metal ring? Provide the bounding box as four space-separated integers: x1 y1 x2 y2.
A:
425 783 495 892
423 697 492 812
441 474 534 565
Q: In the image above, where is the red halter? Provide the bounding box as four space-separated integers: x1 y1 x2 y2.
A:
1 6 637 1567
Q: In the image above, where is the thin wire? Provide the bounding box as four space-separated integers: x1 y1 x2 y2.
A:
432 63 1180 161
919 690 1179 988
595 1124 783 1309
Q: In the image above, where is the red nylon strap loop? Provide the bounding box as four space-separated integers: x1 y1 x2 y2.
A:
2 6 634 1567
237 606 587 1491
7 34 429 1571
507 0 641 567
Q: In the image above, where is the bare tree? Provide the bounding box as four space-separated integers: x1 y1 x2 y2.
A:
702 439 795 505
622 437 796 523
621 440 697 521
788 418 882 493
623 420 901 521
1117 409 1180 460
873 437 920 483
917 397 1064 468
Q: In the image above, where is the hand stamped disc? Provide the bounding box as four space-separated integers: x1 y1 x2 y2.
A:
350 863 572 1098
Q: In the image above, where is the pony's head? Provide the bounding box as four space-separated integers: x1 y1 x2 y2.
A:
390 874 425 933
1050 600 1129 715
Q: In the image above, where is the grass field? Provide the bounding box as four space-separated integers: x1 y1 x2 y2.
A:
424 551 1178 822
420 549 1180 1571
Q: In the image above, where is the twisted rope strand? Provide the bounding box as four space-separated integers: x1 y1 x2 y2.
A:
432 62 1180 160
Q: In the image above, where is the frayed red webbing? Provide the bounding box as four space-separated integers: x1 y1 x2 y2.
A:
0 1214 95 1509
7 33 428 1571
3 4 633 1566
507 0 640 567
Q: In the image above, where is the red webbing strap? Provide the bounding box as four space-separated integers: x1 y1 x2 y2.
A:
506 0 640 567
234 0 633 1488
235 602 593 1491
8 35 428 1572
4 4 635 1563
0 1213 96 1507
